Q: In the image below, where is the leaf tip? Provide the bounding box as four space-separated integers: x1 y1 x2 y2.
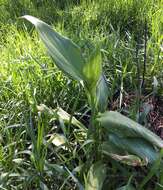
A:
21 15 41 26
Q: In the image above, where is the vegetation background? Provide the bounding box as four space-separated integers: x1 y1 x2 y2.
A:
0 0 162 189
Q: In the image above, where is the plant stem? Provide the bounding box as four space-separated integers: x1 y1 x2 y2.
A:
141 18 148 91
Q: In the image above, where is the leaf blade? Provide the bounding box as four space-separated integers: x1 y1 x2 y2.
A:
97 111 163 148
96 74 109 112
108 133 159 164
85 162 106 190
83 48 102 88
22 15 85 81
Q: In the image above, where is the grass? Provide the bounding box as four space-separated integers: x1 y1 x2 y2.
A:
0 0 163 189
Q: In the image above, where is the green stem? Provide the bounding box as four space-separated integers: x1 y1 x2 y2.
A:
90 94 102 162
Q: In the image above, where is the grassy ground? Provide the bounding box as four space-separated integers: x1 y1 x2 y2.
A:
0 0 163 189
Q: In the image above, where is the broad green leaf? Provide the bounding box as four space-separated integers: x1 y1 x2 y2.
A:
23 16 109 113
97 111 163 148
83 48 102 89
101 142 148 166
96 75 109 112
108 133 159 164
86 74 109 113
85 161 106 190
22 15 85 81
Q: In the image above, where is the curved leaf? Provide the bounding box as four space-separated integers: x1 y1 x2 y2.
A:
97 111 163 148
85 162 106 190
23 16 109 113
83 48 102 89
86 74 109 113
108 133 159 164
101 141 148 166
22 15 85 81
96 75 109 112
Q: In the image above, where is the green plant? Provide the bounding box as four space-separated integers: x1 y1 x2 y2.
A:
22 15 163 189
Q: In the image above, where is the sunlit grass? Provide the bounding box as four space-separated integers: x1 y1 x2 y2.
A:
0 0 162 189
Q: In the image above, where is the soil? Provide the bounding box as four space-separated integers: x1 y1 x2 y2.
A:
110 92 163 139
